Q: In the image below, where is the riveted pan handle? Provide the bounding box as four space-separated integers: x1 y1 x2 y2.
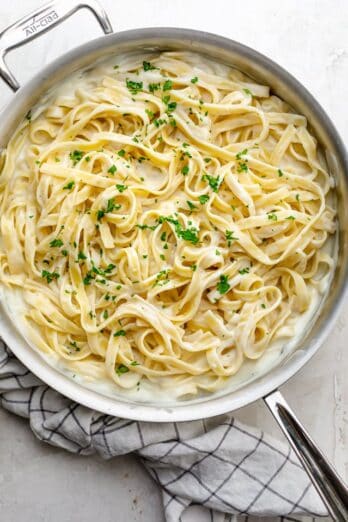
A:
0 0 113 91
264 390 348 521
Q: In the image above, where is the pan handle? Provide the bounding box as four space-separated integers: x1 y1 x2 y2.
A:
0 0 113 91
264 389 348 521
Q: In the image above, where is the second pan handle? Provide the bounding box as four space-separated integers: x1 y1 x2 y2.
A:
0 0 113 91
264 389 348 521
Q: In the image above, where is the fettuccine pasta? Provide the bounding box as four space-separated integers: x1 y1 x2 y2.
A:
0 52 336 398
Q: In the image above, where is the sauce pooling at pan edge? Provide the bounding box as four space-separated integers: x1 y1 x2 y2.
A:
0 51 336 399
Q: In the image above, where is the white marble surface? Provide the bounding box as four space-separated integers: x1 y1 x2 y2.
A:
0 0 347 520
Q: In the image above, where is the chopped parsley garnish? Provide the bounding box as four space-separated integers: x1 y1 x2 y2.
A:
117 149 126 157
61 249 68 256
25 110 32 122
261 303 266 309
42 270 60 283
106 198 118 213
63 181 75 190
153 118 167 128
130 361 139 366
143 61 156 71
236 148 248 160
296 194 300 202
243 88 253 96
126 79 143 94
69 150 84 165
114 329 126 337
239 267 250 275
116 184 127 193
49 238 63 248
83 272 94 285
187 201 197 212
198 194 209 204
108 165 117 174
145 109 154 119
237 161 248 173
217 274 230 294
286 215 295 220
163 79 173 91
190 264 197 271
97 198 120 220
77 251 87 261
154 269 170 287
204 157 211 163
162 95 177 113
267 212 278 221
149 82 160 93
202 173 221 192
181 165 189 176
278 169 284 177
115 364 129 375
103 310 109 319
158 215 199 244
160 232 166 241
191 77 199 84
136 223 158 231
225 230 238 246
69 341 80 352
178 227 199 244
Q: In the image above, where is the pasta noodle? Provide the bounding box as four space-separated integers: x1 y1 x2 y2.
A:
0 51 336 398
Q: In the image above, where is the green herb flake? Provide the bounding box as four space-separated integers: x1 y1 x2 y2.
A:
190 76 199 84
225 230 238 247
198 194 209 204
143 61 156 71
243 88 253 96
181 165 189 176
69 150 84 165
239 267 250 275
115 364 129 375
163 79 173 91
63 180 75 190
42 270 60 283
126 79 143 94
116 184 127 193
278 169 284 177
217 274 230 295
267 212 278 221
49 238 63 248
108 165 117 174
114 329 126 337
117 149 126 157
202 173 221 192
236 149 248 160
149 83 160 93
187 200 197 212
154 269 170 287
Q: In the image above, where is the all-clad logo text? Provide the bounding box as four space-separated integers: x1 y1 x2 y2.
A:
22 10 58 37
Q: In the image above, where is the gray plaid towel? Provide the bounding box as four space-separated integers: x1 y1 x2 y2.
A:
0 340 326 522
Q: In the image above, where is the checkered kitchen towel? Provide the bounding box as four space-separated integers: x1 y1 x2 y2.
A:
0 340 327 522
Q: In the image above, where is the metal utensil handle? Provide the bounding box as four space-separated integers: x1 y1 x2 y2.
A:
0 0 113 91
264 390 348 521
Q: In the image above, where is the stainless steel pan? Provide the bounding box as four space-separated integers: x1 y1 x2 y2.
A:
0 1 347 518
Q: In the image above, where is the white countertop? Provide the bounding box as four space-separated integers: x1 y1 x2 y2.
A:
0 0 347 520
